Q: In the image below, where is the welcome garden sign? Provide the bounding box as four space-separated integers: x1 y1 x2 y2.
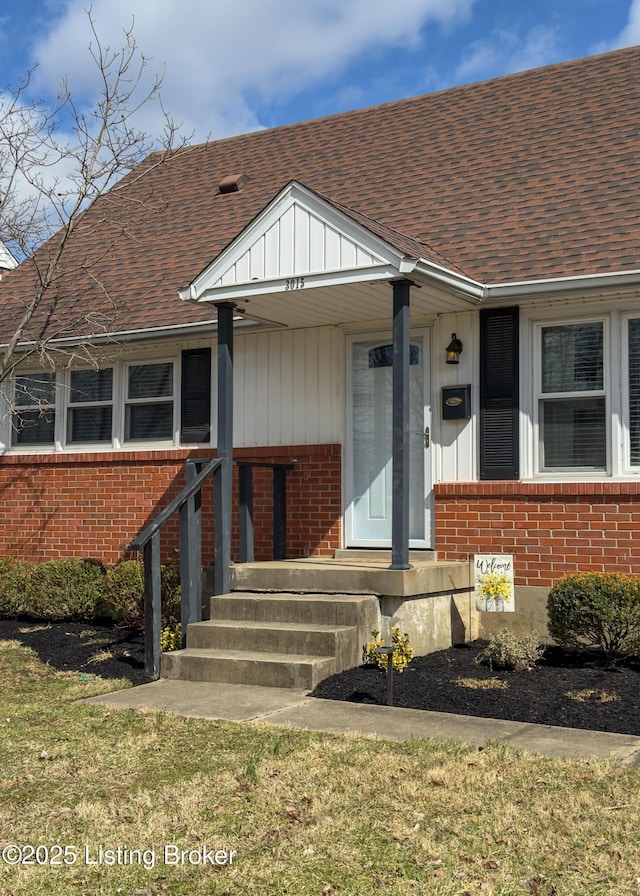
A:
474 554 515 612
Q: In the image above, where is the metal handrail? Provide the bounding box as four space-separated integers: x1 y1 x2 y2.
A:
236 460 295 562
132 455 294 681
132 457 222 680
130 456 222 552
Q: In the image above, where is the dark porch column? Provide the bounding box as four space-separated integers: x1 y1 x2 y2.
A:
390 279 412 570
214 302 234 594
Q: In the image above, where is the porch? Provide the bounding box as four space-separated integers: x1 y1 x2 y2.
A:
159 551 475 690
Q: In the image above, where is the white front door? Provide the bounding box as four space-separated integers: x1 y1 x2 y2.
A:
346 330 432 547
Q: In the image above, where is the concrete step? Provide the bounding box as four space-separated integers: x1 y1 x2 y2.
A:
161 647 337 689
186 618 357 659
209 592 379 627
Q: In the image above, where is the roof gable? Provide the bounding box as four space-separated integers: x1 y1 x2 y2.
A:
181 181 415 303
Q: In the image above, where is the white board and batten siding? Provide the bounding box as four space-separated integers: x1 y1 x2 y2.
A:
229 326 344 448
218 314 477 481
434 311 477 483
217 203 381 288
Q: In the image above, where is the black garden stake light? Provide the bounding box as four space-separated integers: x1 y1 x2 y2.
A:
374 645 395 706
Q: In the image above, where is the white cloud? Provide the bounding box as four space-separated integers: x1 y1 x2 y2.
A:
593 0 640 51
456 23 562 82
28 0 476 143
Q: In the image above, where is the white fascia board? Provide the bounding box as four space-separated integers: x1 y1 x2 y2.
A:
1 316 260 352
190 264 403 304
411 259 485 303
485 269 640 300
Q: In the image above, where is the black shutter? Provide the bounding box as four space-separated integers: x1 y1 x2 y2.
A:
180 348 211 443
480 307 519 480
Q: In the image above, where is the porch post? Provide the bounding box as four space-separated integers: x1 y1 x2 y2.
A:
390 279 412 570
214 302 234 595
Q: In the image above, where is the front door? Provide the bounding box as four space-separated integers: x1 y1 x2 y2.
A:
346 330 432 548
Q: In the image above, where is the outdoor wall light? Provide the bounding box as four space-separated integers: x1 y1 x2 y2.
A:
445 333 463 364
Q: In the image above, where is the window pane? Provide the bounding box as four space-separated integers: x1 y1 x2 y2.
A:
69 407 113 443
128 363 172 400
70 368 113 404
126 403 173 440
14 372 56 408
630 319 640 465
542 323 603 393
542 398 606 469
11 409 55 445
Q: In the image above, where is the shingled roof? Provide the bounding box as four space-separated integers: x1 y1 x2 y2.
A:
1 45 640 343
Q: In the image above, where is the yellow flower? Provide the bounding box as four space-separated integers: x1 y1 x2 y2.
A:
479 572 511 602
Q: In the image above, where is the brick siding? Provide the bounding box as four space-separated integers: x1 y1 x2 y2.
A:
435 481 640 587
0 444 341 566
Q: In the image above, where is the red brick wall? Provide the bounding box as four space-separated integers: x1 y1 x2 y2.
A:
435 481 640 587
0 444 342 566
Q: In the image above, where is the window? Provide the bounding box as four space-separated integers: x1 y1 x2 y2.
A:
67 368 113 443
539 322 606 471
11 372 56 446
125 362 174 441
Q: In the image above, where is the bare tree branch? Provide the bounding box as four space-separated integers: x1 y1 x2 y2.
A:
0 8 186 407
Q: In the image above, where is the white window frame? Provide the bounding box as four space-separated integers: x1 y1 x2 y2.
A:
10 370 58 449
2 352 183 452
122 358 178 446
65 366 115 447
534 316 610 475
522 304 640 481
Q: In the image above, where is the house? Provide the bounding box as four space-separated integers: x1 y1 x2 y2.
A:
1 45 640 657
0 241 17 279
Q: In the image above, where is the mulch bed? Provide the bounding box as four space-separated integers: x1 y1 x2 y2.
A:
4 621 640 737
0 619 151 686
311 641 640 737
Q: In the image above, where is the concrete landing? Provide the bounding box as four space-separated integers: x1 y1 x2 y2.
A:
230 557 471 597
83 680 640 766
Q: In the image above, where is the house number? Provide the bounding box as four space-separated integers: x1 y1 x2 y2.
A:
285 277 305 290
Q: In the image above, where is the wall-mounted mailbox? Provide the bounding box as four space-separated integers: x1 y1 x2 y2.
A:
442 385 471 420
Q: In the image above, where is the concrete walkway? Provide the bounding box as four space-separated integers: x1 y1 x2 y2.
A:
84 679 640 766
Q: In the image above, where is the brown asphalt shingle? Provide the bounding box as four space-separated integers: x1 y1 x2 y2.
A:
1 45 640 342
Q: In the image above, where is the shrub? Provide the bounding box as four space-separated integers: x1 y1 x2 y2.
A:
160 619 183 651
104 558 182 631
104 560 146 628
26 558 107 622
363 626 414 673
547 572 640 658
476 628 542 672
0 559 34 618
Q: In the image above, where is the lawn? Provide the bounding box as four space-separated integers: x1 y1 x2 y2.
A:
2 632 640 895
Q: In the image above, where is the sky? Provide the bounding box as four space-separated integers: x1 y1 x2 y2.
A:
0 0 639 146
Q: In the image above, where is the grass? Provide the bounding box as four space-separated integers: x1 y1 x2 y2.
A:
2 640 640 895
454 677 509 691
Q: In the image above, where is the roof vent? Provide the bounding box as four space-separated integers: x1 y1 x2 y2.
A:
218 173 248 194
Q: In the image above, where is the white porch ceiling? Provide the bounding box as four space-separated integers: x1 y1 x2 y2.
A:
233 276 479 329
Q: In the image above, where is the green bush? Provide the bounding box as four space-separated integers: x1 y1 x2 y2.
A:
363 626 414 673
0 559 34 618
26 558 107 622
0 554 182 629
547 572 640 658
475 628 542 672
104 558 181 631
104 560 146 628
